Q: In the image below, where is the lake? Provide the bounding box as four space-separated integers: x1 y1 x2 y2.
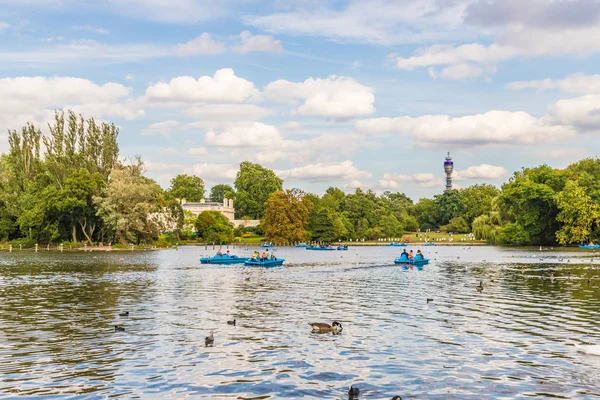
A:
1 245 599 399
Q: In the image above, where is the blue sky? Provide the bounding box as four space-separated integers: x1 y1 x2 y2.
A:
1 0 600 200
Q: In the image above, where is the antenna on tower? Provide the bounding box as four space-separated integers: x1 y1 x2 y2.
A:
444 152 454 191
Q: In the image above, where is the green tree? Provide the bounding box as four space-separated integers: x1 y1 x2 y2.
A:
441 216 470 233
499 223 530 245
263 189 313 243
556 180 600 244
168 174 205 202
94 161 162 244
459 184 500 227
209 184 235 203
194 210 233 243
234 162 282 219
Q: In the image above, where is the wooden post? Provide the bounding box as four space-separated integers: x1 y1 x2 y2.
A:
35 244 38 252
9 245 12 252
60 243 63 252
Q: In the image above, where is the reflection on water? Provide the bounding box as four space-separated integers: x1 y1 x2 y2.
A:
1 246 600 398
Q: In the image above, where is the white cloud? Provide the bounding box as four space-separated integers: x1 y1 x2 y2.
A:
282 121 301 131
232 31 282 54
204 122 282 147
454 164 508 180
145 160 186 172
344 180 365 190
507 73 600 94
73 25 110 34
185 104 271 121
105 0 239 23
0 22 11 30
529 148 587 159
379 172 442 189
246 0 469 45
0 76 143 148
142 120 180 136
186 163 238 181
175 33 226 56
277 160 372 182
188 147 208 156
145 68 260 104
355 110 573 147
264 75 375 120
546 95 600 131
438 63 484 80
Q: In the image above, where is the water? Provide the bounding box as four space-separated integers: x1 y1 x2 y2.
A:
1 246 599 399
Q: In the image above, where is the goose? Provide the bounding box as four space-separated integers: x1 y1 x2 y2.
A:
205 331 214 347
476 281 484 292
114 325 125 332
119 311 129 317
227 319 236 326
348 386 359 399
391 397 403 400
574 342 600 356
308 321 343 333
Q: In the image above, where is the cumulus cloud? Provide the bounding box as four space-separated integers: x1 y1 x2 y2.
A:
142 120 180 136
175 33 226 56
355 110 573 147
145 160 186 171
185 104 272 121
529 148 587 159
546 95 600 131
507 73 600 94
0 76 143 148
277 160 372 182
145 68 260 104
438 63 484 80
264 75 375 120
232 31 282 54
204 122 282 147
454 164 508 180
186 163 238 181
188 147 208 156
379 172 442 189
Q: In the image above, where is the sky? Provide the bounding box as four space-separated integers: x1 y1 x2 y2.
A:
1 0 600 200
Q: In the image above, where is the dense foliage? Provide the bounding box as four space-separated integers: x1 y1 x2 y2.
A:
234 161 282 219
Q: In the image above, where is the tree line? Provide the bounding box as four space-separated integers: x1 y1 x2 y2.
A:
1 111 598 247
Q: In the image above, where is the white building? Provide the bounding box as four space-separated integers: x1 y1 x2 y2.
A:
181 198 259 228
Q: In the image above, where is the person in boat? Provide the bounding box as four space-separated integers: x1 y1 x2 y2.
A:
252 250 259 260
416 249 423 260
226 250 231 257
217 248 223 256
261 252 267 261
401 249 408 259
408 250 414 260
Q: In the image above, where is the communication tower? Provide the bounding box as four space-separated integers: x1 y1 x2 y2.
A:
444 152 454 191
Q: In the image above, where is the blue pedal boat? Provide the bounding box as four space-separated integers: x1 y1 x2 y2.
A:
386 242 407 247
579 244 600 249
262 243 274 248
244 258 285 267
200 254 249 264
394 253 429 265
296 243 308 247
306 245 336 250
337 245 348 250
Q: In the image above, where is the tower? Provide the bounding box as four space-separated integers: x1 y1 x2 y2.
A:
444 152 454 191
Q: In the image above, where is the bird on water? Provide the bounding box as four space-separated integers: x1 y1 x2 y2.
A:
114 325 125 332
426 298 433 303
227 319 236 326
476 281 484 292
348 386 359 399
309 321 343 333
119 311 129 317
205 331 214 347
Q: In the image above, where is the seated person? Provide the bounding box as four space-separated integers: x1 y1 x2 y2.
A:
408 250 414 260
216 248 223 256
416 250 424 260
261 252 267 261
401 249 408 259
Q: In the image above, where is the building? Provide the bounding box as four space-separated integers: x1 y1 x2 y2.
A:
181 198 259 228
444 152 454 191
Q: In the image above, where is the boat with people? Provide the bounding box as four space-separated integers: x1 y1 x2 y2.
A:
337 245 348 250
296 243 308 247
244 258 284 267
579 244 600 249
394 250 429 265
386 242 407 247
306 245 336 250
200 253 248 264
262 243 274 248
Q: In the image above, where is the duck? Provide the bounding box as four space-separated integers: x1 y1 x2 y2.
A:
114 325 125 332
348 386 359 399
391 397 403 400
308 321 343 333
476 281 483 292
205 331 214 347
119 311 129 317
227 319 236 326
574 342 600 356
426 298 433 303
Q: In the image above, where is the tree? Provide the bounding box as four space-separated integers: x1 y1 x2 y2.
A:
169 174 205 202
459 184 500 227
263 189 313 243
441 216 470 233
94 162 162 244
433 189 464 227
234 162 282 219
499 223 530 245
556 180 600 244
209 184 235 203
194 210 233 244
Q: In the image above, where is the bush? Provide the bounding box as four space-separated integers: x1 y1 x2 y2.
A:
499 223 530 245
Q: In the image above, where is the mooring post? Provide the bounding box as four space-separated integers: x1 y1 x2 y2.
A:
35 243 38 252
9 245 12 252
